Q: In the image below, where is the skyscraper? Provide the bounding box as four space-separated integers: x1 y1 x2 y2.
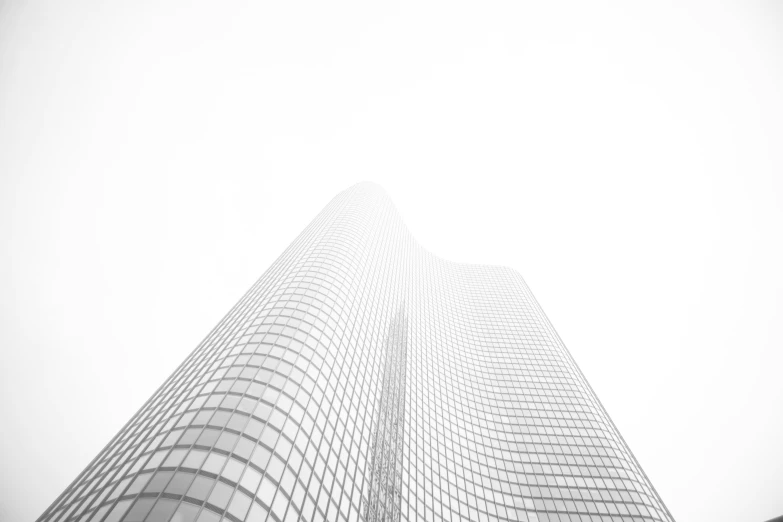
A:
38 183 674 522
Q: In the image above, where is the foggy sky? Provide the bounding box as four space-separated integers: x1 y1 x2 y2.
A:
1 2 782 522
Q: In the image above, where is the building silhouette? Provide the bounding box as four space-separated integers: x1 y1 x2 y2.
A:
38 183 674 522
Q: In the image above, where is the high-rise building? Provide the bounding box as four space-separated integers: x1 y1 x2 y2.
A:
38 183 674 522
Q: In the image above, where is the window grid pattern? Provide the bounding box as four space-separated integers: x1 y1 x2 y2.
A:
37 183 674 522
364 305 408 522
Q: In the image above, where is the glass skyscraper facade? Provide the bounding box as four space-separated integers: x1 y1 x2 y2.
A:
37 183 674 522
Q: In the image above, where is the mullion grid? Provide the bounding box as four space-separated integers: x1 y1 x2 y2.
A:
294 193 405 522
39 183 673 522
44 188 351 522
404 256 668 516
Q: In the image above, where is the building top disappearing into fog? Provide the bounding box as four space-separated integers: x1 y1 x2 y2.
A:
38 183 674 522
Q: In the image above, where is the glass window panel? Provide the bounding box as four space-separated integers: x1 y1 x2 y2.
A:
143 451 168 470
178 428 201 446
196 429 220 447
164 472 196 495
209 411 231 427
233 437 254 460
124 498 156 522
194 509 220 522
207 481 233 510
257 476 276 506
265 456 284 482
202 453 227 475
125 472 153 496
170 502 200 522
182 450 208 470
250 446 271 469
246 502 269 522
239 467 262 494
186 476 215 501
144 471 173 493
227 413 248 432
270 491 288 520
244 419 263 439
274 437 292 461
163 449 187 468
227 491 252 520
221 395 241 409
162 430 182 447
260 428 278 449
254 403 271 421
146 499 178 522
237 397 256 414
222 458 244 483
215 432 238 453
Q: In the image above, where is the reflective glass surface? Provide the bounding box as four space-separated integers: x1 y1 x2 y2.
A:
37 183 674 522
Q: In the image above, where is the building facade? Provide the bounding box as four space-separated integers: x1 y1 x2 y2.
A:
38 183 674 522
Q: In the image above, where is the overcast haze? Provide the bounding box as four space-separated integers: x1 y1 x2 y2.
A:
1 1 782 522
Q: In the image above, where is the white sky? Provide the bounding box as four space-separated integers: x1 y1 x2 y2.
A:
1 1 782 521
